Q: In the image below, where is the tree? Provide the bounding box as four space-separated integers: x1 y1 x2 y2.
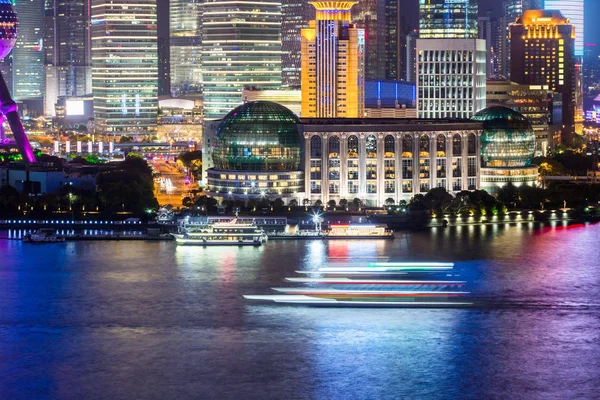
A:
314 199 323 207
0 185 20 216
339 198 348 209
182 197 194 208
302 198 311 207
351 198 363 211
177 150 202 177
273 198 285 209
327 199 337 210
384 198 395 207
289 199 298 207
422 188 454 214
497 183 520 210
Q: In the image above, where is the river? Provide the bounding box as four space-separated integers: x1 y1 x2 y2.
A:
1 221 599 399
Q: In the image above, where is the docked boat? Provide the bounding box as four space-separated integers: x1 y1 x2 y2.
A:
323 224 394 239
171 220 268 246
23 228 65 243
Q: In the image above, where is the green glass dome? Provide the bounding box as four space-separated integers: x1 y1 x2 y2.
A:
472 106 536 168
212 101 302 171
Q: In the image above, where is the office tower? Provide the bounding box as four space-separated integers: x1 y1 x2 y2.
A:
201 0 282 120
353 0 400 80
416 38 487 119
544 0 583 57
405 31 418 83
157 0 170 97
419 0 477 39
301 1 365 118
44 0 92 116
170 0 202 97
510 10 575 144
91 0 158 135
13 0 44 103
281 0 313 88
478 16 496 78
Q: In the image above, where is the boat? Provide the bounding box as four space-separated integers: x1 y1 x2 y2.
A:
171 220 268 246
323 224 394 239
23 228 66 243
244 261 472 307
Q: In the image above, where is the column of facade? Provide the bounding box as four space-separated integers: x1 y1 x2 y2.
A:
395 133 402 202
358 133 367 201
461 133 469 191
446 131 453 193
304 133 311 202
412 132 419 195
430 134 436 191
377 133 385 206
321 133 329 204
474 131 481 190
340 133 348 199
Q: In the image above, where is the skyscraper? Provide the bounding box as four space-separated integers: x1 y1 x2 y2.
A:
13 0 44 103
405 31 418 83
544 0 584 57
281 0 312 88
201 0 282 120
44 0 92 116
301 1 365 118
419 0 477 39
170 0 202 97
510 10 576 144
478 16 497 78
416 38 487 119
91 0 158 135
353 0 400 80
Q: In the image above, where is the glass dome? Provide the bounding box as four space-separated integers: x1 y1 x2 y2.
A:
212 101 302 171
472 106 536 168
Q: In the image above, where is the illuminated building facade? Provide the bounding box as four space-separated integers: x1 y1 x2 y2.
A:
91 0 158 135
301 1 365 118
419 0 478 39
510 10 575 144
544 0 583 57
44 0 92 117
201 0 282 120
303 118 482 206
281 0 313 88
353 0 400 80
416 39 487 119
487 79 563 156
13 0 44 103
170 0 202 97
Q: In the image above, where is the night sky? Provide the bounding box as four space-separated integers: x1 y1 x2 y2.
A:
401 0 600 44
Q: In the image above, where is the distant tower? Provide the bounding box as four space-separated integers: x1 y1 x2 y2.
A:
301 1 365 118
170 0 202 97
0 0 36 162
419 0 478 39
281 0 313 88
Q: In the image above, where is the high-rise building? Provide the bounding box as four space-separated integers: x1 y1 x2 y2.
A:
405 31 418 83
510 10 575 144
44 0 92 117
170 0 202 97
201 0 282 120
301 1 365 118
157 0 171 97
13 0 44 103
281 0 312 88
544 0 583 57
478 16 497 78
416 39 487 119
353 0 400 80
419 0 477 39
91 0 159 135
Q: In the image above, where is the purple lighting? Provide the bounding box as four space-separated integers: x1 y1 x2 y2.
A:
0 0 36 163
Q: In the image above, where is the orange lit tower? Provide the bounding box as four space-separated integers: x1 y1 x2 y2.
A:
510 10 576 145
301 1 365 118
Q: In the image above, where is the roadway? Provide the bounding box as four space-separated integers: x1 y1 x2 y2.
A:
152 160 189 207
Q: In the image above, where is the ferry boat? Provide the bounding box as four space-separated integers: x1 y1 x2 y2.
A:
171 220 268 246
23 228 66 243
323 224 394 239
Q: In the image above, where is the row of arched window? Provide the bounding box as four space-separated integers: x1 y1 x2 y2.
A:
310 134 477 159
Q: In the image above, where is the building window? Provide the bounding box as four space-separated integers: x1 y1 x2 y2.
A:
420 158 430 179
348 135 359 158
347 160 358 180
385 181 395 193
402 135 413 158
452 178 462 192
468 133 476 155
453 134 462 156
419 135 429 158
402 159 413 179
310 159 321 180
467 177 476 190
436 158 446 179
384 135 395 158
366 182 377 194
366 135 377 158
328 136 340 158
437 135 446 157
310 181 321 194
348 181 359 194
402 179 413 193
329 182 339 194
366 161 377 179
468 157 477 177
452 158 462 177
310 136 322 159
329 159 340 180
384 159 395 179
420 181 430 193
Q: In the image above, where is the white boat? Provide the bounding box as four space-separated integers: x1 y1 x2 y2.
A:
323 224 394 239
171 220 268 246
23 228 65 243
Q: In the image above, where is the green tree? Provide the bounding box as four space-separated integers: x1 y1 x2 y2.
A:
384 198 395 207
273 198 285 209
314 199 323 207
327 199 337 210
289 199 298 207
351 198 362 211
339 198 348 209
497 183 520 210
